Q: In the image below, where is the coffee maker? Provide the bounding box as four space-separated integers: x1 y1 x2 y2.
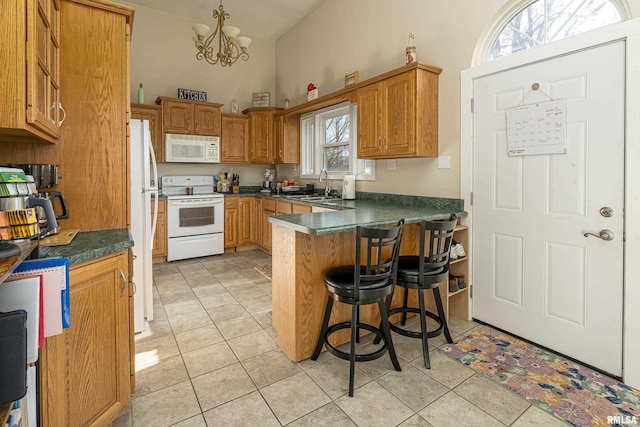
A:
8 165 69 232
261 169 276 193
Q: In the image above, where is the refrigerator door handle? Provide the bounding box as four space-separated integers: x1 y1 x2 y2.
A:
148 131 159 191
150 190 158 249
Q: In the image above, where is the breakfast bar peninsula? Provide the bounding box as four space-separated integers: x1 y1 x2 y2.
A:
268 193 468 362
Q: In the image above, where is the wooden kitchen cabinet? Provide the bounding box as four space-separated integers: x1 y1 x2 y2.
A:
224 198 239 248
221 113 249 163
158 97 222 136
40 251 131 427
131 103 164 162
258 198 276 253
0 0 62 143
58 0 133 231
257 199 311 253
243 107 283 164
151 199 167 261
357 66 441 159
239 197 256 244
224 197 255 250
273 114 300 164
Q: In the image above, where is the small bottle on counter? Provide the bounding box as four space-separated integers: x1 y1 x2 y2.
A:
138 83 144 104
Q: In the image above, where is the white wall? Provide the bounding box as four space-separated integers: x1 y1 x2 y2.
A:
123 2 276 185
275 0 506 197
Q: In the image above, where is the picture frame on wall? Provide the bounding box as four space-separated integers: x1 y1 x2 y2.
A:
252 92 271 107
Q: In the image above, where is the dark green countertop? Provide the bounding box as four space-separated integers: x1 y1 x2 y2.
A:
45 228 133 266
266 193 466 235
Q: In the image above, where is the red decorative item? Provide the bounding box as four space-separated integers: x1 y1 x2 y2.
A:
307 83 316 93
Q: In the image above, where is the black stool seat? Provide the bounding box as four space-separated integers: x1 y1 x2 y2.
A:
376 216 458 369
324 265 396 304
311 220 405 397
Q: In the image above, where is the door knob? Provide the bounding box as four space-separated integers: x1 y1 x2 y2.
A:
584 229 615 241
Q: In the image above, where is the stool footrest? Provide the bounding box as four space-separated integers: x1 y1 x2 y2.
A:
388 307 445 339
324 322 389 362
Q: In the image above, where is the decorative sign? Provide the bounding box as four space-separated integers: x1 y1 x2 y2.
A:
344 71 359 87
178 88 207 102
506 100 567 156
252 92 271 107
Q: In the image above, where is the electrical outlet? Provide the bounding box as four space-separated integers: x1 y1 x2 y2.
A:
387 159 397 170
438 156 451 169
291 164 297 171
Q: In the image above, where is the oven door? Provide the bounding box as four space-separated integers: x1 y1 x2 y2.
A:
167 197 224 238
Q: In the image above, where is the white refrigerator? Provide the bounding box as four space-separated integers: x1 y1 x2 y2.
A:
130 119 158 333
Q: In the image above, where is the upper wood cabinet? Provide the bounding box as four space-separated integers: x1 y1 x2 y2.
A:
243 107 283 164
221 113 249 163
274 115 300 164
131 103 164 162
58 0 132 231
157 97 222 136
0 0 62 143
357 67 440 158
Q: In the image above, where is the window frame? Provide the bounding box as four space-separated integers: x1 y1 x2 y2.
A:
472 0 631 65
300 102 375 181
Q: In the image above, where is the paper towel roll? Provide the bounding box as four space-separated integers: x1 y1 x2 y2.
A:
343 175 356 199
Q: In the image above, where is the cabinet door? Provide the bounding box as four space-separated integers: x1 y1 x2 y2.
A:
292 203 312 214
255 198 263 247
151 199 166 258
263 209 274 251
131 104 164 163
238 197 255 244
221 114 249 163
163 99 193 134
194 104 220 136
276 200 293 215
224 199 239 248
274 115 284 163
249 110 274 163
26 0 61 138
59 0 131 231
40 252 130 427
356 82 384 158
383 71 416 156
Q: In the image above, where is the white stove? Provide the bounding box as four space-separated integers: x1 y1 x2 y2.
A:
161 176 224 261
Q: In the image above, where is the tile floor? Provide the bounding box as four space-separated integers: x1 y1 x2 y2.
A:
113 250 568 427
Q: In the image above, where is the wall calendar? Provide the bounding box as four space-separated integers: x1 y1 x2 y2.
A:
506 99 567 156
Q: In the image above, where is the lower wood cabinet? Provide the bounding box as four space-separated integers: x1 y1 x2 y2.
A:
257 199 311 253
40 251 131 427
151 199 167 261
224 197 255 250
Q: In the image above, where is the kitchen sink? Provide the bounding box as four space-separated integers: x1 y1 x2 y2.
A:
301 196 337 201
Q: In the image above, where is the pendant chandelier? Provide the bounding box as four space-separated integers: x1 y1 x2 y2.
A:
192 1 251 67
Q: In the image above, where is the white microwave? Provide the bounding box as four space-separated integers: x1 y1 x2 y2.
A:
165 133 220 163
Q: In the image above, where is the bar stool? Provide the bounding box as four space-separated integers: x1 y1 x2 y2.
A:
376 216 457 369
311 219 405 397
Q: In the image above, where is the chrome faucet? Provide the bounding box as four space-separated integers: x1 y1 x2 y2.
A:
318 168 330 197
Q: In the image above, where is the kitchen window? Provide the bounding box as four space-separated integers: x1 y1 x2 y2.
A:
300 102 374 180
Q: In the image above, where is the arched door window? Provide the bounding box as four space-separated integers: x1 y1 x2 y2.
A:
487 0 628 61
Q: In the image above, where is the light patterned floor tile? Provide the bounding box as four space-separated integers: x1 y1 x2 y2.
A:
174 324 224 353
182 341 238 378
202 391 280 427
260 372 331 425
418 392 504 427
287 402 356 426
335 381 413 427
131 380 201 427
191 363 256 411
227 329 277 360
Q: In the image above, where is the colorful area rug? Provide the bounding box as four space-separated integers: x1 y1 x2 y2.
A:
442 326 640 427
254 265 272 280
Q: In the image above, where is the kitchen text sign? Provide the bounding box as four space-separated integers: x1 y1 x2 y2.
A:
178 88 208 102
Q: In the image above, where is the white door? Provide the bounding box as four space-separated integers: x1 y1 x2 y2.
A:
472 41 625 376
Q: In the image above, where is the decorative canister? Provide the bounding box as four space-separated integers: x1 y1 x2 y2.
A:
406 46 417 64
406 32 417 64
